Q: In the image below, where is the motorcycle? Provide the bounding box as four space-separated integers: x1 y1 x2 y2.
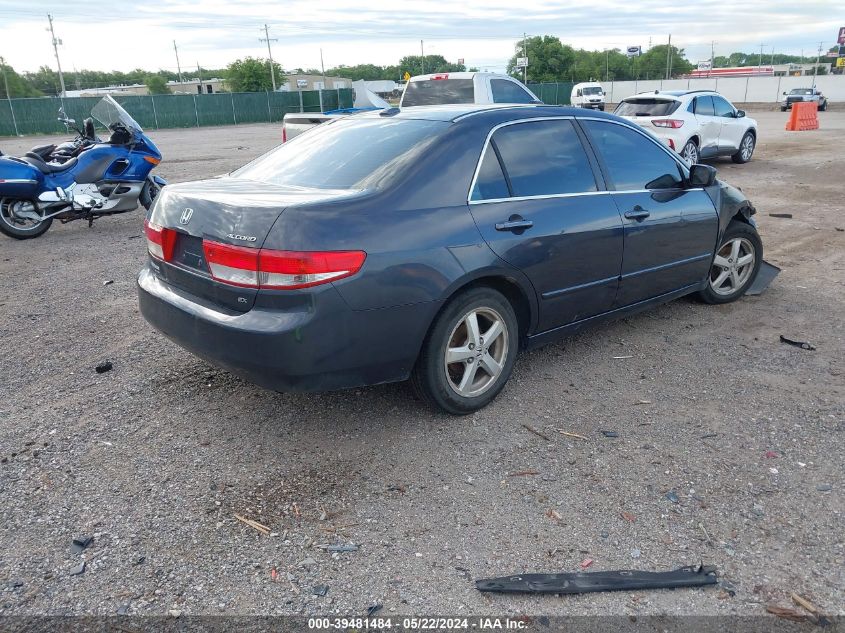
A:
0 95 166 239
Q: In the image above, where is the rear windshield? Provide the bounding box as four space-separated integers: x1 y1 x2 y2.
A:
402 79 475 106
233 117 448 190
614 99 680 116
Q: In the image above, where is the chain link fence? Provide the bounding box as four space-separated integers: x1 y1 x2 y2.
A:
0 89 354 137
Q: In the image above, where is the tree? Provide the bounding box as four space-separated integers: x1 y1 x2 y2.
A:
397 55 466 77
145 74 171 94
226 57 285 92
506 36 576 83
0 60 42 97
631 45 693 79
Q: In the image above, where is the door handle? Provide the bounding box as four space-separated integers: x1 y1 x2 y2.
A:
624 206 650 221
495 215 533 232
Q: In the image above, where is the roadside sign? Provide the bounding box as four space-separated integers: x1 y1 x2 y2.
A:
516 57 528 68
627 46 642 57
697 60 712 71
838 26 845 45
458 58 464 65
403 71 411 81
837 57 845 68
296 79 308 88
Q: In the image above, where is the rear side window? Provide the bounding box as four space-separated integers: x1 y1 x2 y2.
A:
712 96 735 117
234 118 448 189
489 120 597 197
401 79 474 106
583 121 683 191
615 99 680 116
693 96 715 116
491 79 535 104
470 148 510 201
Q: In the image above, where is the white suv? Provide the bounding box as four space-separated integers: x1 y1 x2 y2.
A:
614 90 758 165
399 72 541 107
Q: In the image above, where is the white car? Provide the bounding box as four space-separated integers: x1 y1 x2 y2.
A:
614 90 758 165
570 81 606 110
399 72 540 107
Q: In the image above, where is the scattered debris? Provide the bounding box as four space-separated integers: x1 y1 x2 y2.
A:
580 558 594 569
270 568 278 582
95 361 113 374
601 430 619 438
700 433 718 439
509 469 539 477
476 564 717 594
313 585 329 597
634 399 652 405
71 535 94 555
631 548 641 559
699 523 714 547
746 261 781 296
557 430 587 440
386 485 407 494
102 279 114 286
665 491 680 504
717 577 736 597
612 355 633 359
134 556 145 566
116 604 129 616
791 592 830 625
69 562 86 576
367 604 383 617
816 484 832 492
316 543 359 553
779 335 816 351
234 513 271 536
522 424 551 441
836 227 844 232
620 511 636 523
764 451 779 459
546 508 562 522
768 213 793 219
766 605 806 622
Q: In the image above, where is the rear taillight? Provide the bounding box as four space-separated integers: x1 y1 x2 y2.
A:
667 138 675 150
652 119 684 129
202 239 366 290
143 219 177 261
431 74 449 80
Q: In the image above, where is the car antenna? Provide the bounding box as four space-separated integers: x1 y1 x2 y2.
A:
379 107 401 117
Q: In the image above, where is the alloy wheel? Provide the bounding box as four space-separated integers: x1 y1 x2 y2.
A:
740 134 755 161
444 307 509 398
709 237 755 296
0 199 43 232
682 141 699 165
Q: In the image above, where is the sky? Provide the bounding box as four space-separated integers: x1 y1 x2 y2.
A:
0 0 840 80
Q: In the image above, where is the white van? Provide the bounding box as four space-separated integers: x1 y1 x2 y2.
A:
400 72 541 107
570 82 606 110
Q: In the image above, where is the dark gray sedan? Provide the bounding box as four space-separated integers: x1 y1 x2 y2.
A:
138 104 762 414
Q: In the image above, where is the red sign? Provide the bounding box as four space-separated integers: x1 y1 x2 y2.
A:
839 26 845 45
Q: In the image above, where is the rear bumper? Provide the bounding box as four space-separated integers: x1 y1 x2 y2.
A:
137 265 435 392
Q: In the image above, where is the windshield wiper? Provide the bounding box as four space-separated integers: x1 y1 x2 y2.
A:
476 564 717 594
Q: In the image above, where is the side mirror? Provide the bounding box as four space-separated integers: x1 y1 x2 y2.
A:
736 109 746 118
782 91 787 95
603 91 607 96
689 163 717 188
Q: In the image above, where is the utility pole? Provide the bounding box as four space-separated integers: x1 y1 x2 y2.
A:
173 40 184 86
758 43 766 72
710 40 716 76
665 34 672 79
0 56 20 136
812 41 823 89
260 24 278 91
770 46 775 67
197 62 204 94
523 32 528 83
605 49 609 82
320 48 326 86
420 40 425 75
46 14 66 97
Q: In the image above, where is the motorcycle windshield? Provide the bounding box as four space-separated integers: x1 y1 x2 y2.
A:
91 95 143 134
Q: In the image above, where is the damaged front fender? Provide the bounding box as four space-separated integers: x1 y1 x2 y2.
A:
706 180 757 242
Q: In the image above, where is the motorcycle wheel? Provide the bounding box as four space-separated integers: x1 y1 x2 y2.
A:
0 198 53 240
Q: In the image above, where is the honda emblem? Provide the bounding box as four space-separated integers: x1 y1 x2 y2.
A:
180 208 193 225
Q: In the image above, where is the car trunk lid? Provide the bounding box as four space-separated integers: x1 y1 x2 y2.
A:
147 177 352 312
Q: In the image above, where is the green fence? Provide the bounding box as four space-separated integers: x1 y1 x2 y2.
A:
527 82 575 105
0 89 354 137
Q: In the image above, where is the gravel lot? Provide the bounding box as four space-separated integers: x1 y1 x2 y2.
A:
1 112 842 619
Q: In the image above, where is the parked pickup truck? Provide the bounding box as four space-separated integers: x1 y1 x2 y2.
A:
281 80 390 142
781 88 828 112
399 72 541 107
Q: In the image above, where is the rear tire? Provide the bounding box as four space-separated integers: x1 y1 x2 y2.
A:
698 221 762 304
0 199 53 240
681 140 699 165
411 287 518 415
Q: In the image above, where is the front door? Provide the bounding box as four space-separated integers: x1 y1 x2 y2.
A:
467 118 624 332
581 120 719 307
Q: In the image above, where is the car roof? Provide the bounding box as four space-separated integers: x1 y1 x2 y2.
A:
408 72 512 81
355 103 620 123
623 89 720 101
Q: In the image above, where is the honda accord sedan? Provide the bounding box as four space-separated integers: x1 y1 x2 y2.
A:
138 104 762 414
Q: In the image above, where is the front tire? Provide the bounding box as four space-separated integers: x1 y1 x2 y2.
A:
698 221 762 304
411 287 518 415
819 101 827 112
731 132 756 164
0 198 52 240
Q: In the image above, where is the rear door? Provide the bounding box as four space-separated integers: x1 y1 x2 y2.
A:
712 95 743 152
467 118 624 332
581 120 718 307
690 95 721 157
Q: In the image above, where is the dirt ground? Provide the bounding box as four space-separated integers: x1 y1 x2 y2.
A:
0 112 842 619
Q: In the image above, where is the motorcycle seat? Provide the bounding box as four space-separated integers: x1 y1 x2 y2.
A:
23 154 79 174
30 144 57 159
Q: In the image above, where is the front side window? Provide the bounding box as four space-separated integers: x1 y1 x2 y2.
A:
491 79 535 104
583 121 684 191
490 120 597 197
713 96 735 118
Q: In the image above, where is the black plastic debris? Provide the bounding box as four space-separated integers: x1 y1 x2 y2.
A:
326 543 358 553
69 562 86 576
313 585 329 596
95 361 113 374
601 431 619 438
746 261 781 296
103 280 114 286
367 604 383 617
71 535 93 555
476 564 717 594
769 213 793 219
780 335 816 351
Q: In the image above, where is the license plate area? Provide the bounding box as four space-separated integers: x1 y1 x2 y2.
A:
172 233 208 274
